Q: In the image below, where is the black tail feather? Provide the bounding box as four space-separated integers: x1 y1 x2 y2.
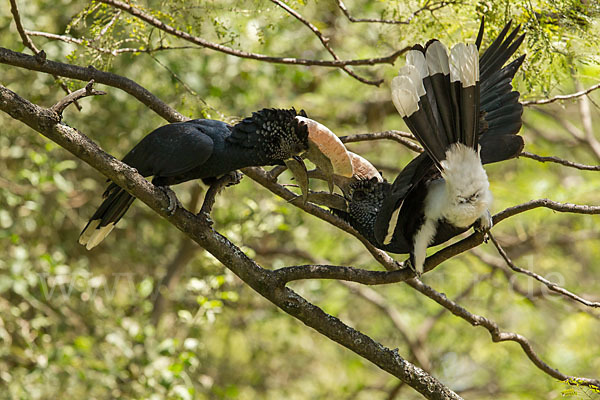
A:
79 185 135 249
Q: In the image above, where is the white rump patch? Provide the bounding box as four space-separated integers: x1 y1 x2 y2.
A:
438 143 492 228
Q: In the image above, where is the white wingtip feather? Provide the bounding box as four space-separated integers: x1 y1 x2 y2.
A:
425 41 449 75
391 75 420 117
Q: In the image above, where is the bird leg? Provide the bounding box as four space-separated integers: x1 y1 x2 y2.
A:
159 186 181 216
199 171 243 219
404 257 421 278
474 209 493 242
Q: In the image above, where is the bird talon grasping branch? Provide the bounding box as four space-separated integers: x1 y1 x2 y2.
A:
336 19 526 274
79 108 353 249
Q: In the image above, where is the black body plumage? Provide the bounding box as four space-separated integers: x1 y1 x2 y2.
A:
338 20 526 261
80 108 308 248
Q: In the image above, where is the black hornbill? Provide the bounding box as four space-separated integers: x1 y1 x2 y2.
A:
79 108 352 249
336 20 526 274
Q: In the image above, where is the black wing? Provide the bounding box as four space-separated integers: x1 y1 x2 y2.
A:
122 119 227 178
373 19 525 252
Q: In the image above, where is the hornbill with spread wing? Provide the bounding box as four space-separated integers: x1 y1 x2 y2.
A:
79 108 352 249
336 20 526 274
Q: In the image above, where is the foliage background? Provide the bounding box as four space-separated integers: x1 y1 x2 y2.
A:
1 1 599 399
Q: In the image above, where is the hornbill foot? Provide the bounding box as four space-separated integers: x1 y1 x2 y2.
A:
224 171 243 187
159 186 180 216
403 258 421 278
200 172 242 216
474 210 493 243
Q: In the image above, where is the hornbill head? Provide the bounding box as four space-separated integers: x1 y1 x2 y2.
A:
244 108 353 199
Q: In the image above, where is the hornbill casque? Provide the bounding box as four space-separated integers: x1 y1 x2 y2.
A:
335 20 526 274
79 108 353 249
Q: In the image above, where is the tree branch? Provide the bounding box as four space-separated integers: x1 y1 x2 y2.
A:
270 0 382 86
9 0 81 110
494 198 600 224
522 82 600 106
97 0 409 69
337 0 454 25
0 47 185 123
407 278 600 389
340 131 423 153
50 80 106 116
489 233 600 308
520 151 600 171
0 82 462 400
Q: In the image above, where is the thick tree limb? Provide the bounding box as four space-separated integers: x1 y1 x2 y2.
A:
0 47 185 123
9 0 81 110
0 83 462 400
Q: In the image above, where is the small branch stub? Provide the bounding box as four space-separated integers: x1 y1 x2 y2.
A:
50 79 106 116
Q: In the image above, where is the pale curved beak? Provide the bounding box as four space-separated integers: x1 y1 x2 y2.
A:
346 151 383 182
296 116 353 178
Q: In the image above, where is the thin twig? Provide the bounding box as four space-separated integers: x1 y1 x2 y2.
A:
337 0 453 25
271 0 382 86
98 0 409 68
408 278 600 389
522 82 600 106
26 30 203 55
520 152 600 171
340 131 423 153
489 233 600 308
9 0 81 110
50 80 106 115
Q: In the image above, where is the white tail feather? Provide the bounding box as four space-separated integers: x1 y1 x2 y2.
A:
391 75 420 117
82 223 115 250
449 43 479 87
397 65 426 97
425 41 449 75
78 219 100 246
406 50 428 80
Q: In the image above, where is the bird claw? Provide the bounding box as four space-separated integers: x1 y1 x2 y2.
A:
474 210 493 243
225 171 243 187
404 258 421 278
160 186 180 216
